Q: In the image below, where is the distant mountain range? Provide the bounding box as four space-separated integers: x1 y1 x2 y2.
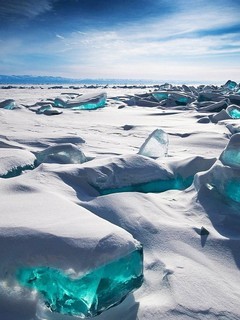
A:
0 75 163 85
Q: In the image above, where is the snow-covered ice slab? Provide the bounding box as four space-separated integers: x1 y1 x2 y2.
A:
0 172 143 318
0 148 36 178
220 133 240 168
0 99 17 110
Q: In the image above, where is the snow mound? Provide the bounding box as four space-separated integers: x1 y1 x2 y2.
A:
0 149 36 178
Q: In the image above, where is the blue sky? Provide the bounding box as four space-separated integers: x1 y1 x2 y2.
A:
0 0 240 82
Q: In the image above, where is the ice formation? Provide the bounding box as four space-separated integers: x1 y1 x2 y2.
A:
54 92 107 110
219 133 240 168
0 149 36 178
36 104 63 115
0 99 17 110
194 162 240 205
70 154 216 196
17 245 143 318
138 129 169 158
195 134 240 205
0 172 143 319
223 80 238 91
35 143 87 165
226 105 240 119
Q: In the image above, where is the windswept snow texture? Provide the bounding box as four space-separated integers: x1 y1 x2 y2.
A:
0 80 240 320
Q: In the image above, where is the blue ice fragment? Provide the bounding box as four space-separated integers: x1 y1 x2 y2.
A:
224 80 238 90
220 133 240 168
71 95 106 110
17 245 143 318
152 92 169 102
54 97 67 108
226 105 240 119
0 99 16 110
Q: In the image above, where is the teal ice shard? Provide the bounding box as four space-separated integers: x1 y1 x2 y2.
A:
194 162 240 205
195 134 240 205
0 99 17 110
219 133 240 168
35 143 87 165
0 177 143 319
17 245 143 318
152 91 169 102
223 80 238 91
54 92 107 110
138 129 169 158
226 105 240 119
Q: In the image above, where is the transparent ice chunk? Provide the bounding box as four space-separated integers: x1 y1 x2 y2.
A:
138 129 169 158
17 245 143 318
220 133 240 168
35 143 87 165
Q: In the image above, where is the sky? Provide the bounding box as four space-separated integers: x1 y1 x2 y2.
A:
0 0 240 82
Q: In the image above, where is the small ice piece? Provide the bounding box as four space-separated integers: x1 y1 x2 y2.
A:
0 99 16 110
35 143 87 165
36 104 52 114
17 245 143 318
223 80 238 90
138 129 169 158
54 97 68 108
226 105 240 119
220 133 240 168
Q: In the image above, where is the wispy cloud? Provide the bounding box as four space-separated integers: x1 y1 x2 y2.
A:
0 0 54 19
1 0 239 81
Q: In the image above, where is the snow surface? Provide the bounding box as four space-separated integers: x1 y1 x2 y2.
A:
0 83 240 320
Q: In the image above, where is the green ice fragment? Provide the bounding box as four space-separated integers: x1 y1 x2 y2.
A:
17 246 143 318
